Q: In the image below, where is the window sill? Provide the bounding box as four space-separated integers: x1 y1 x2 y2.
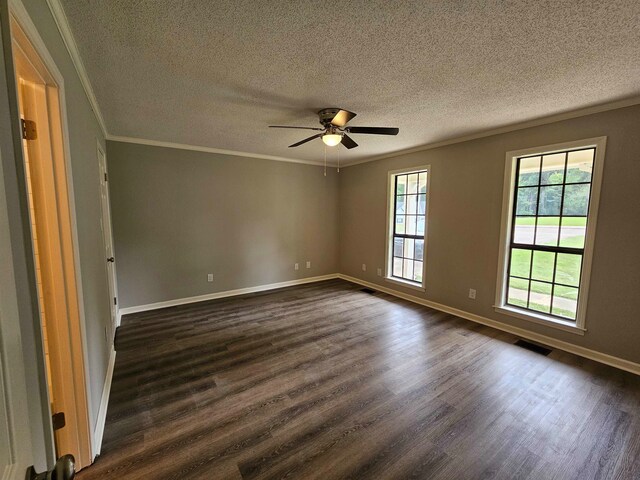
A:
385 276 426 292
494 305 586 335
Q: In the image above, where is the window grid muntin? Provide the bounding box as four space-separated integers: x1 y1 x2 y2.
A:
506 147 594 320
392 171 427 284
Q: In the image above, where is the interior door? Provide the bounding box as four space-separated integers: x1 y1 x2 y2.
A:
98 145 118 326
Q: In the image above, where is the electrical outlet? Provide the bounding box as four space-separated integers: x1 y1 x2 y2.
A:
306 261 311 269
469 288 477 300
294 263 299 271
207 273 214 282
377 267 382 277
362 264 367 272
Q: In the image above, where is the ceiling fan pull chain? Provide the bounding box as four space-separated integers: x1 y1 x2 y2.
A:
337 147 340 173
324 145 327 177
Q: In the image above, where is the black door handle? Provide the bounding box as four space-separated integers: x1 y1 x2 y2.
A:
107 257 115 262
27 454 75 480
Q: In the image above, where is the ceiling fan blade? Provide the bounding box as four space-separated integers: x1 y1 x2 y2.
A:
347 126 399 135
341 134 358 149
289 133 323 148
270 125 324 131
330 109 357 127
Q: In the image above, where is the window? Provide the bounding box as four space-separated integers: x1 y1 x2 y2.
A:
496 138 606 333
386 167 429 289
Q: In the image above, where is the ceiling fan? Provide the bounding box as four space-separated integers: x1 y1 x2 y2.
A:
269 108 399 149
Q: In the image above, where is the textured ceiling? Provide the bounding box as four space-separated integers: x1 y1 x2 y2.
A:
59 0 640 164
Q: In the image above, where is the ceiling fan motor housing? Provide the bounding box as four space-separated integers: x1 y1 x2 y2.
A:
318 108 344 127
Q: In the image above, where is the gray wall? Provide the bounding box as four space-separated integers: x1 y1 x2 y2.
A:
339 104 640 364
19 0 112 441
107 141 339 308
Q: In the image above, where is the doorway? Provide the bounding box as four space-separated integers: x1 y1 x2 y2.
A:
10 14 93 469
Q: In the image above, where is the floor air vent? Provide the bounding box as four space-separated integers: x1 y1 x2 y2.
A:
514 339 552 356
360 288 376 294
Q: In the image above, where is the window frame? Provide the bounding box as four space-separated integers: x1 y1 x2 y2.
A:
495 137 606 334
385 165 431 291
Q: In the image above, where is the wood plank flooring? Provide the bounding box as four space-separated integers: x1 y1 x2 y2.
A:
78 279 640 479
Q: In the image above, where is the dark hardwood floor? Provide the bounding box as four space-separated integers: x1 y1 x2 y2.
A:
79 279 640 479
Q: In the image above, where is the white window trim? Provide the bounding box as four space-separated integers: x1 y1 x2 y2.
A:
494 137 607 335
385 165 431 291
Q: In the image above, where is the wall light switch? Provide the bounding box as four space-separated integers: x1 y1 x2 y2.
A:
306 261 311 269
362 264 367 272
207 273 214 283
295 263 299 271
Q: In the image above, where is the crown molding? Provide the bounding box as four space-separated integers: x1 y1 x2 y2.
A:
344 95 640 167
106 135 333 167
45 0 108 136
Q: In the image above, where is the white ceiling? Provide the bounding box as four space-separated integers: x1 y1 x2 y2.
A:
59 0 640 165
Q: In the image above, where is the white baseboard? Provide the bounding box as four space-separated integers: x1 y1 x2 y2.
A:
119 274 340 316
92 346 116 458
338 274 640 376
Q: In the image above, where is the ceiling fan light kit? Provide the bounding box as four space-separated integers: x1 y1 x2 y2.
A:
322 133 342 147
270 108 399 150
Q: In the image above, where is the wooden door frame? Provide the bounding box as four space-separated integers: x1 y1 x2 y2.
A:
9 2 93 468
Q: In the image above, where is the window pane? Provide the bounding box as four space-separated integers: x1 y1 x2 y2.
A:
413 261 423 282
552 286 578 319
540 153 565 185
406 215 416 235
418 194 427 214
407 194 417 214
418 172 427 193
531 250 555 282
393 238 403 257
535 216 559 247
509 248 531 278
529 281 552 313
516 187 538 215
538 186 562 216
390 169 428 286
415 239 424 261
566 149 593 183
555 253 582 287
559 217 586 248
416 216 425 236
507 277 529 308
514 217 535 244
562 184 590 216
518 156 540 186
404 238 415 260
407 173 418 194
396 175 407 195
403 258 414 279
393 257 403 277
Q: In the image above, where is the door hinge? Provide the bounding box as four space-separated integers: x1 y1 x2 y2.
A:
52 412 66 430
114 296 117 306
21 119 37 140
104 172 108 182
